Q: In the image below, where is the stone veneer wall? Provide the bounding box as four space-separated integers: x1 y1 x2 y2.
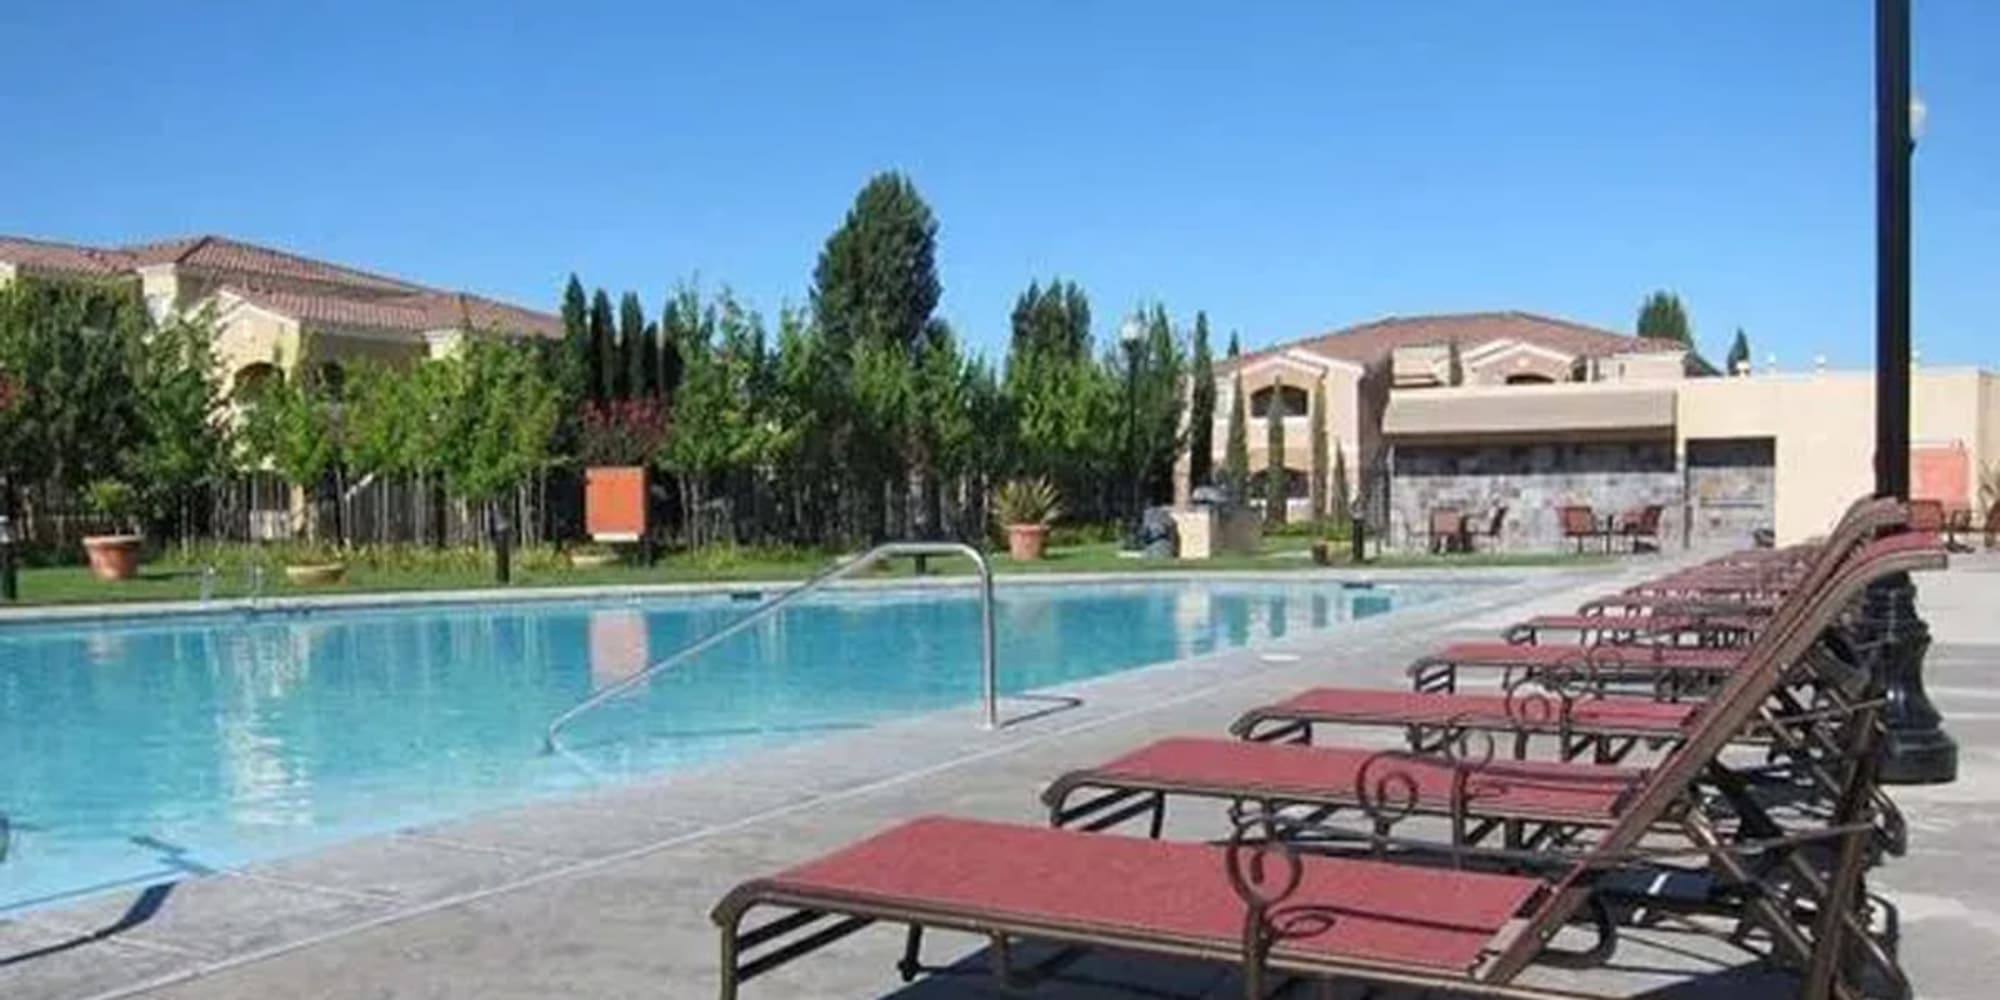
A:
1388 440 1682 552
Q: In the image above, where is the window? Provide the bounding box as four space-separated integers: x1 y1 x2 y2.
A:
1249 384 1309 418
231 362 280 402
1250 467 1310 500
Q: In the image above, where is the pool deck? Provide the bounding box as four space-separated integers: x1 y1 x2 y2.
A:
4 554 1999 999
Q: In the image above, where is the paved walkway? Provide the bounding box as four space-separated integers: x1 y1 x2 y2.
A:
2 553 1995 999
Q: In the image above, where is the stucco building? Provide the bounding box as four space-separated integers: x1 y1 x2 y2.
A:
1187 311 1999 550
0 233 561 399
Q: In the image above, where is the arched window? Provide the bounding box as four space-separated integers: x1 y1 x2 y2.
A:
1249 384 1310 418
1504 373 1555 385
231 362 280 403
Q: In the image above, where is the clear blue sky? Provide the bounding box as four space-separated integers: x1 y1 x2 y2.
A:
2 2 1994 368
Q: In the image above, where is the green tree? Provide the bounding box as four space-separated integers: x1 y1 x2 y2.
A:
1636 290 1693 347
1330 439 1350 528
1726 328 1752 375
437 339 561 505
1003 279 1116 519
1227 331 1241 359
239 365 339 543
0 277 147 495
810 171 942 537
619 291 648 398
131 306 232 542
560 274 592 402
1308 380 1328 522
1131 304 1185 506
1223 371 1250 502
588 289 617 403
1264 376 1287 526
1187 311 1216 489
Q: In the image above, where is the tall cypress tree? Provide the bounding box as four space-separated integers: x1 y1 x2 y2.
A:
1224 372 1250 502
1726 328 1752 375
1309 380 1328 522
619 291 647 399
1330 440 1350 528
588 289 616 405
1187 311 1216 489
657 289 688 403
1227 331 1241 359
1264 375 1287 526
560 275 591 402
1636 290 1693 347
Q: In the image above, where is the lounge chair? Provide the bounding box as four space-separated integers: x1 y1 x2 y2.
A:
713 524 1940 1000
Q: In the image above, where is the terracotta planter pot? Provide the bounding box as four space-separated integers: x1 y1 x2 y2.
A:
82 535 143 581
1006 523 1049 561
284 563 347 586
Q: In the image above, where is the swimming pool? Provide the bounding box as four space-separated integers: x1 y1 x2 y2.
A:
0 578 1456 913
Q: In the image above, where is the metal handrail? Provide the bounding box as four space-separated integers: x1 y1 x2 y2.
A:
542 541 998 754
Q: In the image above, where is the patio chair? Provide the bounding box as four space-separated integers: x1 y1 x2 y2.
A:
1908 498 1944 533
1559 504 1610 554
1987 499 2000 549
712 524 1939 1000
1617 504 1665 553
1043 521 1922 853
1465 505 1507 553
1427 506 1465 554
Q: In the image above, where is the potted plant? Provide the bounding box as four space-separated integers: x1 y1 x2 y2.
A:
995 477 1062 561
81 479 145 581
568 541 620 569
283 544 347 586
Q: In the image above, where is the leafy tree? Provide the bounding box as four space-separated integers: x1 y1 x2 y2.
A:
1264 375 1287 526
1308 380 1328 522
1187 311 1216 489
1227 331 1241 358
588 288 617 403
656 290 686 403
1003 279 1116 519
1223 371 1250 502
239 365 340 543
1330 439 1350 528
810 171 942 537
1726 328 1752 375
1636 290 1693 347
436 339 561 505
560 275 592 402
131 306 232 540
811 171 941 358
0 277 146 495
619 291 648 398
1130 304 1185 507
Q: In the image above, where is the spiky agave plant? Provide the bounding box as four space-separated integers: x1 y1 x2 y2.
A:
994 476 1063 526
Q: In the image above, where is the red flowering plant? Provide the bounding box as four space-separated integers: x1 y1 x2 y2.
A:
576 397 671 467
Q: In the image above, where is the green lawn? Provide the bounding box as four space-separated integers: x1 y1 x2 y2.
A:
2 538 1604 608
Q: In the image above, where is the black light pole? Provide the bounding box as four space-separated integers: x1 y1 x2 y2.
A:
1869 0 1956 784
1120 317 1145 548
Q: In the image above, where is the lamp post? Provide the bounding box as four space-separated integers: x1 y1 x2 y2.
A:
1869 0 1956 785
0 512 17 602
1120 316 1145 548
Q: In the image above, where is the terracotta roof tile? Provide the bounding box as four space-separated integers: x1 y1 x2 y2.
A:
1228 311 1684 373
0 235 136 278
6 232 560 339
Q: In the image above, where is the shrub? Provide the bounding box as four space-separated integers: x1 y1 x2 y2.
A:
994 477 1063 526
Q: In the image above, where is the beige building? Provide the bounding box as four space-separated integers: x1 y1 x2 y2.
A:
1188 311 1998 549
0 233 561 399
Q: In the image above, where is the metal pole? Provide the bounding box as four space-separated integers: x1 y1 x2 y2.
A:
1869 0 1956 784
977 549 998 730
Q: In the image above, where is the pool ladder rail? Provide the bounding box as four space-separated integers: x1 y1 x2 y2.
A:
541 541 1000 755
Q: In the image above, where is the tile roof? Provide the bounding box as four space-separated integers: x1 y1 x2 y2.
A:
0 235 135 278
2 232 559 339
1228 311 1685 372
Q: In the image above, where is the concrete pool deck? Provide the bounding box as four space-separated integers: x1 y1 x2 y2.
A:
3 554 1996 999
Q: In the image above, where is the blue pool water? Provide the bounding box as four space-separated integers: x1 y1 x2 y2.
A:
0 579 1455 913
